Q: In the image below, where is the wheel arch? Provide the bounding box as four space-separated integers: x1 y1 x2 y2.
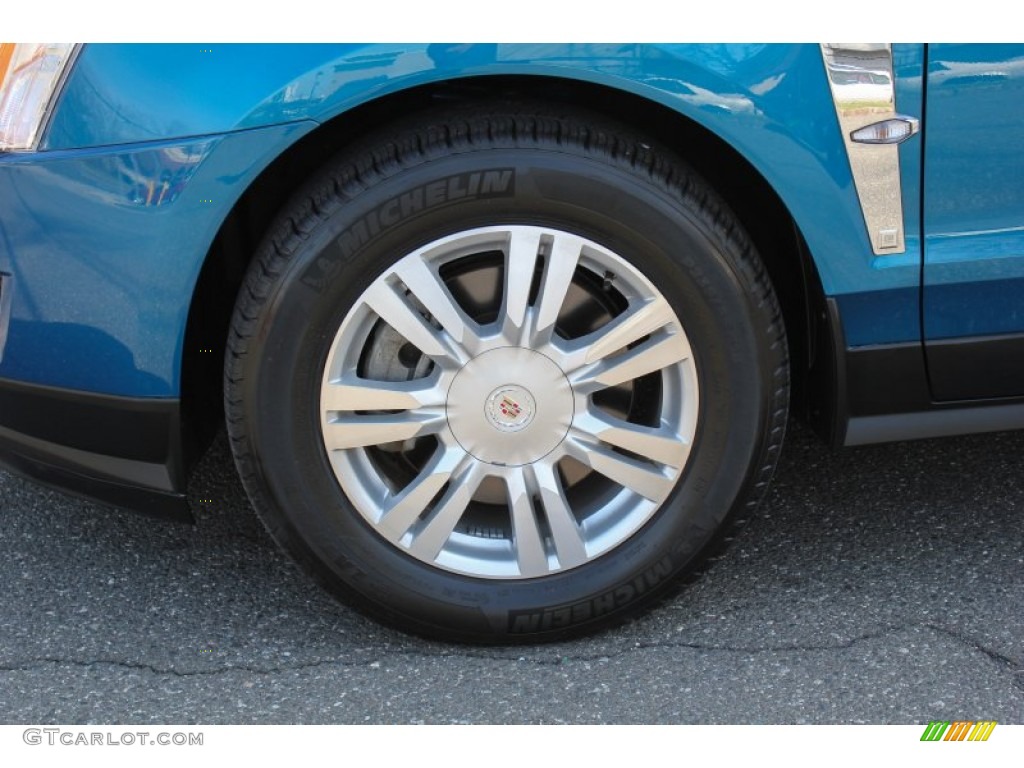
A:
180 73 837 469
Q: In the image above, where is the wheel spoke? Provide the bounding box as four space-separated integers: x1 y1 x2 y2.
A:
378 445 466 540
585 296 678 365
529 461 588 570
569 439 673 501
502 228 544 340
557 296 681 373
574 410 688 468
533 233 583 337
322 376 443 412
323 410 445 450
408 461 485 561
570 331 690 392
362 280 461 364
394 255 478 352
506 467 551 577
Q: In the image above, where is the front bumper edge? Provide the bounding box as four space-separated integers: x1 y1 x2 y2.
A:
0 377 190 519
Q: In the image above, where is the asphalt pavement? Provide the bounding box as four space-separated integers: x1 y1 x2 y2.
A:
1 420 1021 724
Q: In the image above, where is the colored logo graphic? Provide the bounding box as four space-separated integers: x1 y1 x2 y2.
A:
500 395 522 420
484 385 535 433
920 721 996 742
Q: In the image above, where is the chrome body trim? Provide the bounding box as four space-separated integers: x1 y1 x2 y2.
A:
0 273 11 364
821 43 915 255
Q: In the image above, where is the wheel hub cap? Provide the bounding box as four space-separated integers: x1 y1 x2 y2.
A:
447 347 572 465
319 225 699 578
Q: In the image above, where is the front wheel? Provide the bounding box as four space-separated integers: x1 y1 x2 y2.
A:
225 104 788 642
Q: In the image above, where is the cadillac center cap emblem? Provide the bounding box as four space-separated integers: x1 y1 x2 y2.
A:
485 386 536 433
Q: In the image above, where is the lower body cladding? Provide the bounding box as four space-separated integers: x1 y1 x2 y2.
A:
838 333 1024 446
0 378 188 518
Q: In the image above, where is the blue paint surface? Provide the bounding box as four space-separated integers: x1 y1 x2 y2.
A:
923 43 1024 340
0 123 314 394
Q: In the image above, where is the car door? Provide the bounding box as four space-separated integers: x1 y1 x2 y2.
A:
923 43 1024 400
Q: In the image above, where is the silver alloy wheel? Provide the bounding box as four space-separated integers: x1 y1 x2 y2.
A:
319 226 699 579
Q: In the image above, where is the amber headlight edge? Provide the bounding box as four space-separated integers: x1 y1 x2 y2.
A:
0 43 79 151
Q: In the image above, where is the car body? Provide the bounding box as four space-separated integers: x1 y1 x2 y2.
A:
1 43 1022 641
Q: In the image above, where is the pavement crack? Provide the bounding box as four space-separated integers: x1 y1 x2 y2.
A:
922 623 1024 693
346 627 919 666
411 623 1024 672
0 656 390 678
2 623 1020 688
